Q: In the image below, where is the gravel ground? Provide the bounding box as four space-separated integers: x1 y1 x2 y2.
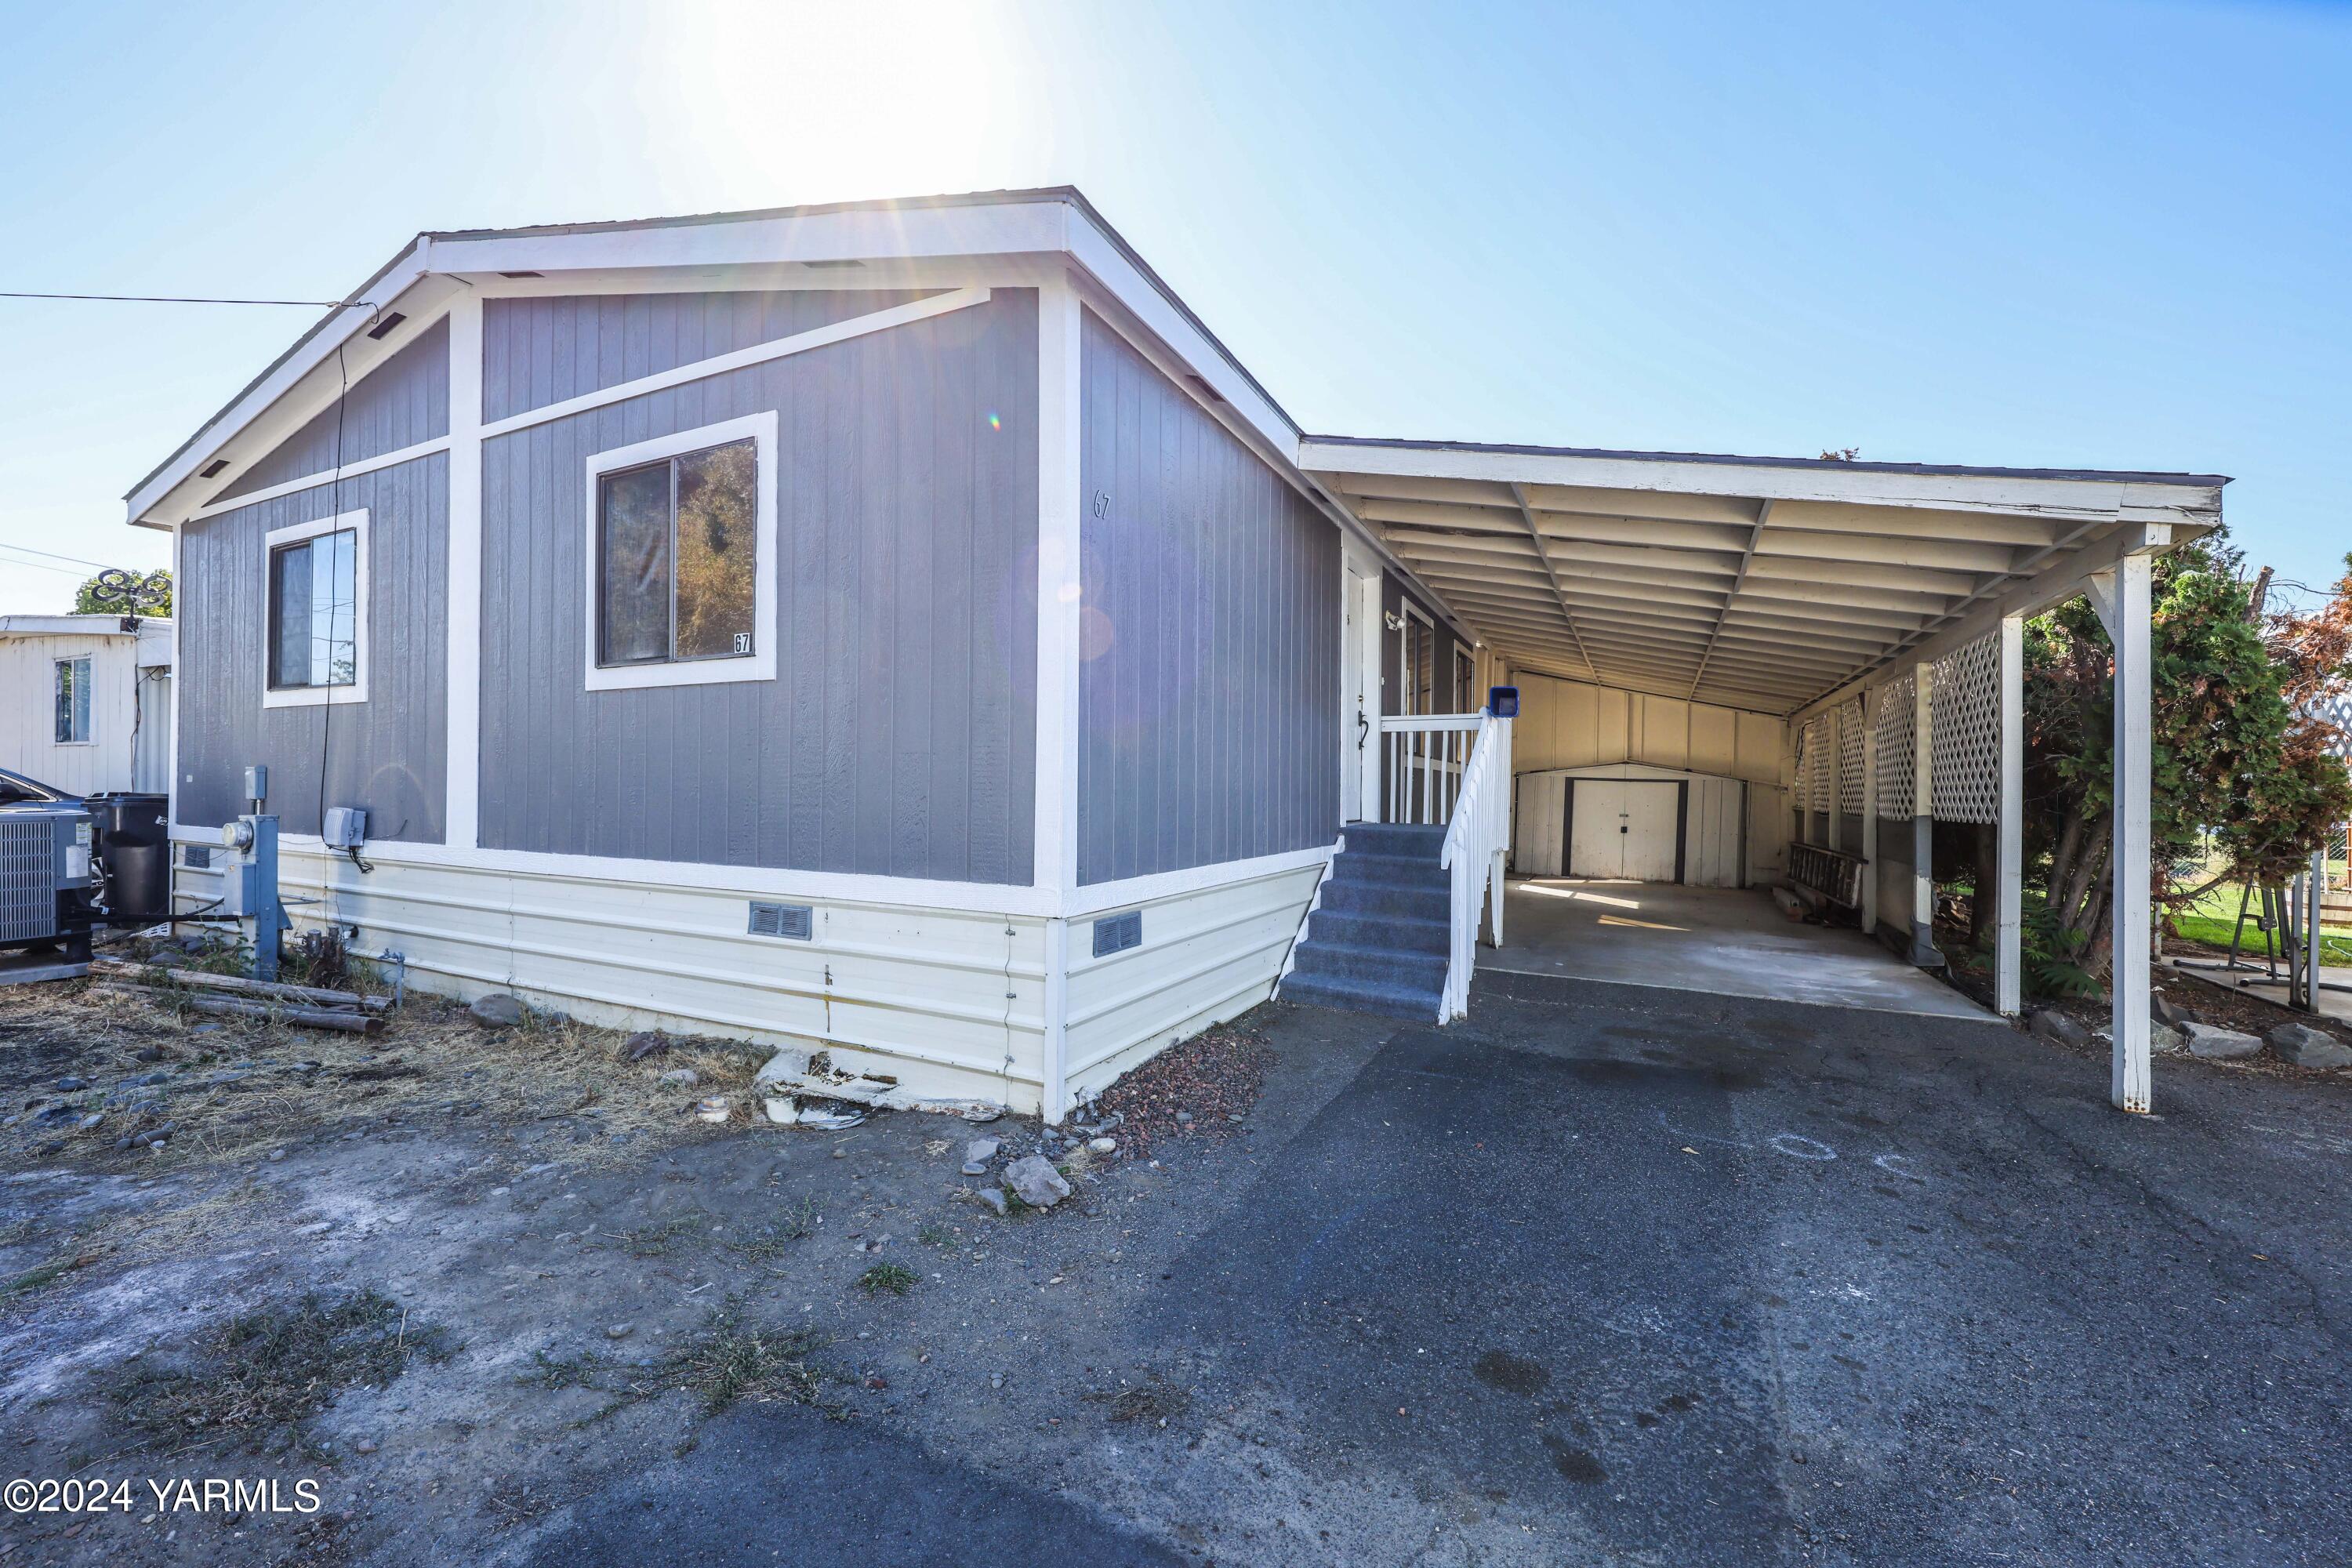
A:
1087 1018 1276 1156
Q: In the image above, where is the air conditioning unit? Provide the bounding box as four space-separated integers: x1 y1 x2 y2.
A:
0 803 96 953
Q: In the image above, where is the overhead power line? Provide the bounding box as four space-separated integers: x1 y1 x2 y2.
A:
0 290 365 307
0 540 127 573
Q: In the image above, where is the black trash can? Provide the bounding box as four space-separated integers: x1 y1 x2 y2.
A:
87 792 171 925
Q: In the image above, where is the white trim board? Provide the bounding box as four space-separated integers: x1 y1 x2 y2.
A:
179 288 989 527
165 825 1339 924
259 508 370 709
189 437 451 522
580 412 780 693
481 286 990 443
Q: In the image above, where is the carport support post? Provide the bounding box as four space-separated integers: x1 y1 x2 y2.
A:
1860 710 1879 935
1910 661 1940 967
1827 705 1845 856
1996 614 2024 1016
2103 552 2157 1113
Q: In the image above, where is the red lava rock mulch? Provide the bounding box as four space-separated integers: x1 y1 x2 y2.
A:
1088 1016 1276 1156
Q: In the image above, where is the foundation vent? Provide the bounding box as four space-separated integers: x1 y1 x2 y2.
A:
1092 909 1142 958
748 901 813 941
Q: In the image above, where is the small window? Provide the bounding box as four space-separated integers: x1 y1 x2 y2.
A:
53 657 91 744
583 414 777 692
261 509 368 708
599 438 757 666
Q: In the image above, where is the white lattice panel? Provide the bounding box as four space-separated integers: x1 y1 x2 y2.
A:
2311 691 2352 764
1808 718 1830 813
1931 633 2002 826
1874 674 1915 817
1837 698 1866 815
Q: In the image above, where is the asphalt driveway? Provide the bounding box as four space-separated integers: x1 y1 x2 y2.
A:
10 971 2350 1566
516 974 2352 1566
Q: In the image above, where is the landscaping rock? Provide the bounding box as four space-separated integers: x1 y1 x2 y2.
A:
658 1068 699 1087
975 1186 1007 1217
2151 993 2200 1029
2267 1022 2352 1069
2031 1011 2089 1048
961 1137 1000 1176
1003 1154 1071 1209
2183 1022 2262 1061
469 993 524 1029
625 1031 670 1062
2151 1023 2187 1056
605 1323 633 1339
55 1077 86 1093
1087 1137 1117 1154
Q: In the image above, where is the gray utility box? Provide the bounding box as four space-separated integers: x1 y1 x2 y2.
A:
323 808 368 851
0 804 94 945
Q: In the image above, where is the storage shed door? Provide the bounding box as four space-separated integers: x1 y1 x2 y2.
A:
1512 773 1566 876
1568 780 1682 881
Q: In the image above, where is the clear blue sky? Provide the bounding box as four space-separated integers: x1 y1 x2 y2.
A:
2 0 2345 612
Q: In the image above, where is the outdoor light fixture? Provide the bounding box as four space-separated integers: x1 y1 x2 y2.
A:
1385 611 1406 631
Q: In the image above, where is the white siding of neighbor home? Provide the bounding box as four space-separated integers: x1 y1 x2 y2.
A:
0 628 158 795
172 844 1051 1112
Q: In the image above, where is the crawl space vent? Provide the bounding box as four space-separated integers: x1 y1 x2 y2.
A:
747 901 813 940
1092 909 1142 958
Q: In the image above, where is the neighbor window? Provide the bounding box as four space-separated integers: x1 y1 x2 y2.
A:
598 438 758 666
583 412 777 692
261 509 368 707
53 657 90 744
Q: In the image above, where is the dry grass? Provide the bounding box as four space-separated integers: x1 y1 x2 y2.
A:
102 1288 452 1458
0 953 775 1172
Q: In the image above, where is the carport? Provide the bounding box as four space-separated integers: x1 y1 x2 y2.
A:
1301 435 2227 1112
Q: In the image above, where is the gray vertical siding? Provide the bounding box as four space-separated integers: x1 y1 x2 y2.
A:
481 290 940 424
214 318 449 502
1076 308 1339 885
476 289 1039 884
178 454 449 840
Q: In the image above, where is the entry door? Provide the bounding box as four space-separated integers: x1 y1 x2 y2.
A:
1568 780 1681 880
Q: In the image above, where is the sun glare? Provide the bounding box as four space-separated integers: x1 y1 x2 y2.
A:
650 0 1032 212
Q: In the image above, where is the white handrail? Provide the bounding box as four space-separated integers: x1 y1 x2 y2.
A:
1380 713 1482 825
1436 710 1512 1022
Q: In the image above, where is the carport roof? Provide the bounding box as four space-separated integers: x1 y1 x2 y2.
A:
1300 434 2227 718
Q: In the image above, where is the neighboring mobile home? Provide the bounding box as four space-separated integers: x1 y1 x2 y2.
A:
0 615 172 797
127 188 2222 1120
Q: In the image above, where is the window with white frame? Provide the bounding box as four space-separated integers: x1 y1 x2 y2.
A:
583 412 779 691
53 656 91 744
263 509 368 707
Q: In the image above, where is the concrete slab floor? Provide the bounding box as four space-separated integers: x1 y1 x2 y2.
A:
1490 878 1994 1022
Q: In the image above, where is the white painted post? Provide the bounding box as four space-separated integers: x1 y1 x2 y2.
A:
1826 703 1845 857
1041 916 1069 1120
2108 553 2154 1113
1911 661 1939 967
445 291 484 851
1997 614 2024 1016
1033 274 1083 1124
1860 699 1879 935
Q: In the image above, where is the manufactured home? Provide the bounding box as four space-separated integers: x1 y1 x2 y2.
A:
126 188 2220 1119
0 615 172 797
